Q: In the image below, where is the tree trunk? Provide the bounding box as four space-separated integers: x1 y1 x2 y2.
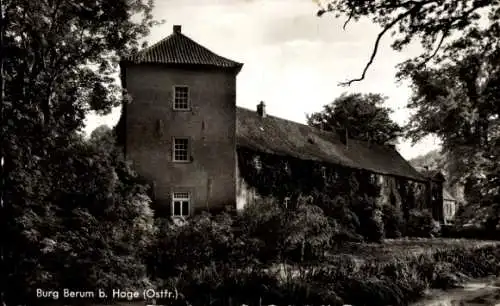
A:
301 240 305 263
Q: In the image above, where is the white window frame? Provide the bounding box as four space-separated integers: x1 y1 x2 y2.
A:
253 156 262 171
321 166 327 179
172 191 190 217
173 85 190 110
284 197 291 209
283 161 290 174
172 137 190 162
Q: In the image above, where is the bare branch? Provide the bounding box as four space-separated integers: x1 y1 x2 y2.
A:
339 8 416 87
343 8 354 30
418 30 448 68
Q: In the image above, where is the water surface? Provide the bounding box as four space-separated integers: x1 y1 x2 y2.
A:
411 277 500 306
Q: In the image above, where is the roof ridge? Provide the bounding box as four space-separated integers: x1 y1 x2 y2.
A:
237 106 332 136
236 107 426 181
179 33 243 65
126 30 242 69
237 106 397 150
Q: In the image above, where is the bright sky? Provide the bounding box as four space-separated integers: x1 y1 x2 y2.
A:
84 0 442 160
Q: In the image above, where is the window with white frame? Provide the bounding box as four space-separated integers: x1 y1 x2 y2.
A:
321 166 327 179
173 86 189 110
172 192 190 217
284 197 291 209
173 137 189 162
253 156 262 171
283 161 290 174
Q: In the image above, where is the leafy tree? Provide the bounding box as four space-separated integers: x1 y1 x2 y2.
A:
397 26 500 227
7 132 157 305
313 0 500 226
307 92 402 144
410 150 446 172
1 0 161 304
314 0 500 85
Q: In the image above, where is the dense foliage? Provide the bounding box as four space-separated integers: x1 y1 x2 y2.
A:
314 0 500 228
406 209 440 238
1 0 160 303
399 24 500 228
382 203 404 238
238 148 390 242
150 205 500 306
153 199 333 278
6 130 156 305
307 92 402 144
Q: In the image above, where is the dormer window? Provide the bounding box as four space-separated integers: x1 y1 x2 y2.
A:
173 85 189 110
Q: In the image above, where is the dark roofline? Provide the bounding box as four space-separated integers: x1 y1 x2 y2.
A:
237 144 427 183
122 31 243 73
416 167 446 182
237 106 336 138
120 60 243 74
236 106 427 182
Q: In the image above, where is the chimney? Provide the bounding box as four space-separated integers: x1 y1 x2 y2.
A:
257 101 266 118
173 25 182 34
336 128 348 147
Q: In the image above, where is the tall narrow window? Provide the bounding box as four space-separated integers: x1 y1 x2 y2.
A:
172 192 190 217
173 137 189 162
284 197 291 209
253 156 262 171
321 166 327 179
173 86 189 110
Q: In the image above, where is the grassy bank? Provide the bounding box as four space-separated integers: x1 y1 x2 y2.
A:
147 203 500 306
153 243 500 306
331 238 500 262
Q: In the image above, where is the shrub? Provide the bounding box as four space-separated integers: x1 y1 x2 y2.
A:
432 246 500 278
441 225 500 240
236 199 290 263
7 136 157 305
382 204 404 238
153 212 242 279
406 209 440 237
351 195 385 242
283 201 332 262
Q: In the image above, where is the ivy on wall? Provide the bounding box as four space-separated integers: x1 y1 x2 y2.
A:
237 147 436 241
237 148 357 200
237 148 389 240
236 147 390 202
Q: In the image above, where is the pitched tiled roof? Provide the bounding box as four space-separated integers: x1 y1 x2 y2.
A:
236 107 426 182
124 25 243 70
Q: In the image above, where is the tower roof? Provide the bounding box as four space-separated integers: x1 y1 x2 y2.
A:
123 25 243 72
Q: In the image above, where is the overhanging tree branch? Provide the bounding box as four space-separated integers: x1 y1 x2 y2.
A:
418 29 448 68
339 8 417 87
343 7 355 30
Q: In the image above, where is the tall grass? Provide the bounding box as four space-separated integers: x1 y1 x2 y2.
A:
150 202 500 306
153 245 500 306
